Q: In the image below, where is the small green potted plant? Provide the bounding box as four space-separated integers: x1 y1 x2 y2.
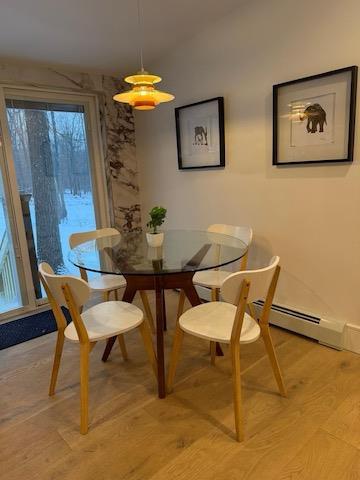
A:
146 206 167 247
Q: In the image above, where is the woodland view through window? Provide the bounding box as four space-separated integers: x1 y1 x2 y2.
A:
5 99 97 300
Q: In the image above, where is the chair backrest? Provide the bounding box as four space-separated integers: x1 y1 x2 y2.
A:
69 228 120 281
69 227 120 249
39 262 91 343
207 224 253 271
221 256 280 343
39 262 90 309
207 224 253 246
39 263 68 331
221 256 280 305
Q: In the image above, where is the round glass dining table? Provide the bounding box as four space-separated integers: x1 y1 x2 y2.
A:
69 229 248 398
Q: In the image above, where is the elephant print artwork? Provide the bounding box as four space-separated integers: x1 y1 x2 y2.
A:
300 103 327 133
193 126 208 145
176 97 224 168
274 66 357 164
290 93 335 147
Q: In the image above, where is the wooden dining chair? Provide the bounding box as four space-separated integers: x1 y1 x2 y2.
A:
177 224 253 361
69 228 155 333
177 224 253 315
39 262 157 435
167 256 286 442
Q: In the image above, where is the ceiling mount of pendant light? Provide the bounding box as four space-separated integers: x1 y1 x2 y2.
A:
113 0 174 110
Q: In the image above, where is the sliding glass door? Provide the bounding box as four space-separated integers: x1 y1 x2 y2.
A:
0 88 108 315
0 131 24 313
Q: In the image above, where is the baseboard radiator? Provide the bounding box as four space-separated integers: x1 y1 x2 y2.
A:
195 285 345 350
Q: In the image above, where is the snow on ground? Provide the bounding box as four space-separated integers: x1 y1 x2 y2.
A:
0 191 97 311
29 190 97 278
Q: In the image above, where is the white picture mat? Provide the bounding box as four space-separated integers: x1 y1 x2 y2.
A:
277 71 351 163
179 101 220 167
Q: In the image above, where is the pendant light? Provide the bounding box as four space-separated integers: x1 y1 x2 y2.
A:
113 0 174 110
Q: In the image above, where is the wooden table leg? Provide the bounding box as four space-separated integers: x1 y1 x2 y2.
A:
162 290 167 331
154 276 166 398
183 283 201 307
102 285 137 362
101 268 223 392
215 343 224 356
101 336 117 362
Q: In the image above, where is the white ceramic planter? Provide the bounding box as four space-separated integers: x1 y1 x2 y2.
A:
146 232 164 247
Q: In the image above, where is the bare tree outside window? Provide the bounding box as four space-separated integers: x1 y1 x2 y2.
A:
6 100 97 297
24 109 64 270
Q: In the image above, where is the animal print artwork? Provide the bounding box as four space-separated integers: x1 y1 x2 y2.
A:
300 103 327 133
290 93 335 147
193 126 208 145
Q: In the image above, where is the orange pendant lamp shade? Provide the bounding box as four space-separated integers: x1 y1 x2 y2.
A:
113 72 174 110
113 0 174 110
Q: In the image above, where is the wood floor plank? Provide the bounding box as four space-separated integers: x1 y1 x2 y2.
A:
0 418 71 480
32 403 213 480
1 291 359 480
322 389 360 450
143 325 360 479
276 429 360 480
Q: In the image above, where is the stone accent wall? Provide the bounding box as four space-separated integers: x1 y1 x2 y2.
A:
0 62 141 232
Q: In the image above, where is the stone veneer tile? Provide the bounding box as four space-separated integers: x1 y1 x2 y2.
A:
0 62 141 232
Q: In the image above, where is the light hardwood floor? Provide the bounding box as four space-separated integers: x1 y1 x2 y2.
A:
1 290 360 480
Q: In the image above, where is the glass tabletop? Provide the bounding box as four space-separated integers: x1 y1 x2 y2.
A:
68 229 248 276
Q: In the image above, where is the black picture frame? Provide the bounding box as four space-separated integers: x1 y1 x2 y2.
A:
273 66 358 166
175 97 225 170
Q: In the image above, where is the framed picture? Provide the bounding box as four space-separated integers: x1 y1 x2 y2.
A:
273 66 358 165
175 97 225 170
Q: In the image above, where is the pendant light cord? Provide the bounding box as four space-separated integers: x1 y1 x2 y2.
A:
137 0 145 72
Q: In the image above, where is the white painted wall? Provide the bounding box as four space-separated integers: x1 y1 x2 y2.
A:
136 0 360 329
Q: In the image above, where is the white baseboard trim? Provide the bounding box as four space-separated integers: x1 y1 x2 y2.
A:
195 286 355 352
344 323 360 354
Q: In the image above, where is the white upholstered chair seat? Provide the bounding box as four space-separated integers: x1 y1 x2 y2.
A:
65 301 143 342
179 302 260 344
88 274 127 292
193 270 232 289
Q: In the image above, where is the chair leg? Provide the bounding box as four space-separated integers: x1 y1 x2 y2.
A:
49 331 65 396
230 343 244 442
177 290 186 322
211 288 219 302
260 324 287 397
139 290 155 334
210 341 216 365
138 322 158 379
118 334 128 361
240 252 248 271
167 324 184 393
80 343 90 435
114 289 119 300
103 291 110 302
248 303 257 321
209 289 219 360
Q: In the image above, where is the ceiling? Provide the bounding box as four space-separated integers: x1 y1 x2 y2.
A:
0 0 244 75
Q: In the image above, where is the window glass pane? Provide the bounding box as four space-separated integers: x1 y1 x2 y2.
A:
0 142 23 312
6 99 97 298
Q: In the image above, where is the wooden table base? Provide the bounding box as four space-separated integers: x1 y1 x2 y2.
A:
102 271 204 398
